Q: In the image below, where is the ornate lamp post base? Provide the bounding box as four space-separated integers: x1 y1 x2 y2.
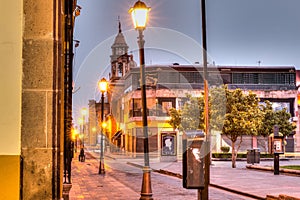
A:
140 166 153 200
99 158 105 174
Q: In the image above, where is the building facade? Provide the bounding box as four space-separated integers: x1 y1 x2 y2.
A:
106 64 298 157
0 1 77 199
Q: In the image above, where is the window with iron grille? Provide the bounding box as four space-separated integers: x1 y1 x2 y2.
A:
232 73 295 85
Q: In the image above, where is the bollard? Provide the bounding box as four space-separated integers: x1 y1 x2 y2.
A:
274 153 280 175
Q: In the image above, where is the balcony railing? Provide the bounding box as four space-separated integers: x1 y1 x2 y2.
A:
129 109 169 118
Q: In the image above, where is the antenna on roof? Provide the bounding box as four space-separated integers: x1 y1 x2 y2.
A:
257 60 261 66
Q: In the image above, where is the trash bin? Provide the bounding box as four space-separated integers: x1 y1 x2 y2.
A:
247 149 254 164
254 148 260 164
247 148 260 164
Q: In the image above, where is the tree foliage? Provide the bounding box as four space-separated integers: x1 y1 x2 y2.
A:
222 87 262 142
167 107 181 131
181 94 205 131
259 100 296 137
167 85 296 168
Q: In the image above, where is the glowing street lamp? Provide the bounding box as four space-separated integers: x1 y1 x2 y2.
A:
81 107 88 116
78 117 83 147
71 127 79 153
98 78 108 174
81 108 87 147
129 1 152 199
129 0 151 30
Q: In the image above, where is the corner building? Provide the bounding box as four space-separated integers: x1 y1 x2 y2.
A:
107 64 299 157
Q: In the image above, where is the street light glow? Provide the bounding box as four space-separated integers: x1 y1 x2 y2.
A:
81 107 87 116
102 121 107 129
98 78 108 93
128 0 150 29
71 128 78 140
78 118 83 125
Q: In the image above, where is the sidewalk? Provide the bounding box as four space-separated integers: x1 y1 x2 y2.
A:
70 151 300 199
69 153 140 200
108 152 300 199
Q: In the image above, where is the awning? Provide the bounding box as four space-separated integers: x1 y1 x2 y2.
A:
112 130 122 141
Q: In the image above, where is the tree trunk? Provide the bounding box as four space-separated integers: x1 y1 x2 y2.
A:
231 140 236 168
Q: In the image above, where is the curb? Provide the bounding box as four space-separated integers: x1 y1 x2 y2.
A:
155 166 265 200
212 157 292 161
127 161 265 199
246 165 300 176
90 153 300 199
209 183 265 200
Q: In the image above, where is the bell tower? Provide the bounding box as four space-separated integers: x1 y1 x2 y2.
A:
110 18 129 80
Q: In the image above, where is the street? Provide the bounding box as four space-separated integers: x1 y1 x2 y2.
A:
70 152 261 200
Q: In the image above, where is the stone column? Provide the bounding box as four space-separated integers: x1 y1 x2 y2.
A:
21 1 64 199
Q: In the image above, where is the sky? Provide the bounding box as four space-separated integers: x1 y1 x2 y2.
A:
72 0 300 122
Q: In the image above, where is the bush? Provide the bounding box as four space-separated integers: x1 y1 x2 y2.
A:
212 153 273 159
212 153 232 158
220 146 230 153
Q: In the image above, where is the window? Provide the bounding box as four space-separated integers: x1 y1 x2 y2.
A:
157 98 176 116
133 99 142 117
232 72 295 85
129 98 156 117
180 72 203 83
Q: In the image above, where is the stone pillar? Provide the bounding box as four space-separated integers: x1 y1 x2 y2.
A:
21 1 64 199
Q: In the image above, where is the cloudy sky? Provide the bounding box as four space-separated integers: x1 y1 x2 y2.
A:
73 0 300 120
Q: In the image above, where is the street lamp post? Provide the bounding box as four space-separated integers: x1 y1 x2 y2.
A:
78 118 83 148
129 1 152 199
81 108 87 148
98 78 108 174
200 0 210 199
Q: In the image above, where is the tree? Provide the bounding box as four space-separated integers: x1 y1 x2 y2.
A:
275 108 296 137
180 95 205 131
212 86 263 168
258 101 276 152
259 100 296 140
209 86 226 131
168 94 205 132
167 107 181 131
258 101 275 137
168 86 270 168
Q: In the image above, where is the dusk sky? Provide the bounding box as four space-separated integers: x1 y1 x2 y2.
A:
73 0 300 121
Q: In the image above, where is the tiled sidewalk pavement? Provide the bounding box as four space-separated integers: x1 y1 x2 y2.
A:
151 159 300 199
124 157 300 199
70 151 300 200
69 153 140 200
